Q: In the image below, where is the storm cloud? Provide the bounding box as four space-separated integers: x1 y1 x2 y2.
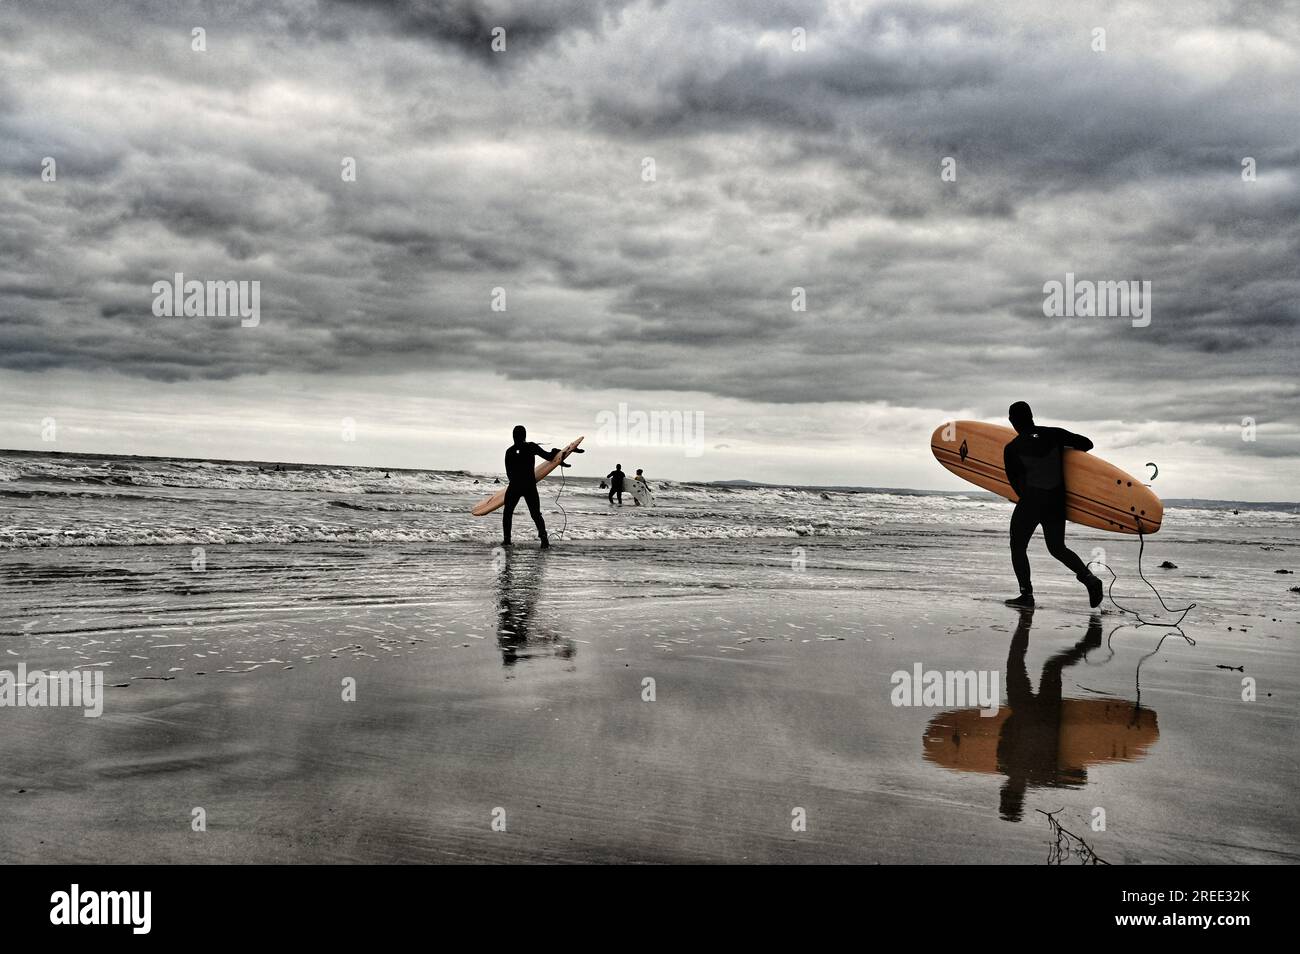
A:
1 0 1297 482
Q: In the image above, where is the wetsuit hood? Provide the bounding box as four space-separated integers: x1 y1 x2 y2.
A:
1008 402 1034 435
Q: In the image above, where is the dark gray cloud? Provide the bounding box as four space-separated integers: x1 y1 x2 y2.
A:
328 0 642 62
0 0 1297 456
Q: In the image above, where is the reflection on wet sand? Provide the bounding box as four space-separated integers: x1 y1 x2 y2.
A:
494 550 575 668
923 610 1159 822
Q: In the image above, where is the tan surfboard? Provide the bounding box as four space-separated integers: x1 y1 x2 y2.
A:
930 421 1162 534
922 700 1159 776
471 436 584 516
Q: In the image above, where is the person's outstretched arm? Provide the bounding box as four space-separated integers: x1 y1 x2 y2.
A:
534 443 560 462
1060 429 1093 452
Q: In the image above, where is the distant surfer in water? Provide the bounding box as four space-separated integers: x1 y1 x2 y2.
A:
607 464 626 506
503 425 565 549
1003 402 1104 608
632 469 653 506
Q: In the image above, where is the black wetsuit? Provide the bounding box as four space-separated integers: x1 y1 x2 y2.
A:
607 469 625 504
1003 426 1092 595
503 441 558 543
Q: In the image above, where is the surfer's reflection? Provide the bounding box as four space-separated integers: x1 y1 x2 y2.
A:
998 611 1102 821
494 548 575 669
923 610 1159 822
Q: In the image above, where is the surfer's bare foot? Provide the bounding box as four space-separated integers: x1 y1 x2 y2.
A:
1004 593 1035 608
539 537 550 550
1083 573 1103 608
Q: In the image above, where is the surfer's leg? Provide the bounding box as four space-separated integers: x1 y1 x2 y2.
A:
1043 511 1103 606
502 484 522 544
1042 516 1086 574
1008 499 1037 602
523 484 548 546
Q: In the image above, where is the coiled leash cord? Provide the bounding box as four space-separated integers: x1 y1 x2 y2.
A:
1088 516 1195 627
552 455 568 541
547 443 583 542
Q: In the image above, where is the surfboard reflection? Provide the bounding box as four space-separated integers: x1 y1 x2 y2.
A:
495 550 575 669
922 610 1159 822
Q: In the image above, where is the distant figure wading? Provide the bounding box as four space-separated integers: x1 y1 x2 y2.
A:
632 469 653 506
607 464 626 506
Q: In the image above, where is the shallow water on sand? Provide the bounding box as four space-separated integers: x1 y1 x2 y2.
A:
1 518 1297 863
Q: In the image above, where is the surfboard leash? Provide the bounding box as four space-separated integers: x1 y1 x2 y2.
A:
1088 516 1195 627
547 442 580 543
552 456 568 541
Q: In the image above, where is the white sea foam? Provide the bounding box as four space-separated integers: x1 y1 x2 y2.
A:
0 450 1294 550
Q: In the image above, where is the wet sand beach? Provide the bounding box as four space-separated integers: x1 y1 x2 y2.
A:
2 524 1297 864
5 0 1300 892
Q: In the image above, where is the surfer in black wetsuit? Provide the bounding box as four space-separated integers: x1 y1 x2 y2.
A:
503 425 564 549
1003 402 1104 608
607 464 625 506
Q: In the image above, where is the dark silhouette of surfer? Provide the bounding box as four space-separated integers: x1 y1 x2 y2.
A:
495 549 575 668
996 609 1103 821
922 611 1159 825
993 613 1097 821
607 464 626 506
1003 402 1103 608
503 425 567 549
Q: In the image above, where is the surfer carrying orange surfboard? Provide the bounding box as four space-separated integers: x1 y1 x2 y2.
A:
502 425 570 549
1003 402 1104 609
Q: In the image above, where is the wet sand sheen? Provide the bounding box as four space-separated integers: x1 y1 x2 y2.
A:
1 537 1297 864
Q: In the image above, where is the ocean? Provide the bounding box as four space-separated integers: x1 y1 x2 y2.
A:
2 448 1298 863
3 448 1297 548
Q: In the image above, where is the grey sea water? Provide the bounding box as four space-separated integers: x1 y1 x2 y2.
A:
2 449 1298 863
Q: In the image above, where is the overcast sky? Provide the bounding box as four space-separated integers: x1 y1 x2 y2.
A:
1 0 1297 498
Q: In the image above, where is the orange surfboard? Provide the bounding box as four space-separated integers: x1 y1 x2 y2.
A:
931 421 1162 534
923 700 1159 776
471 436 584 516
